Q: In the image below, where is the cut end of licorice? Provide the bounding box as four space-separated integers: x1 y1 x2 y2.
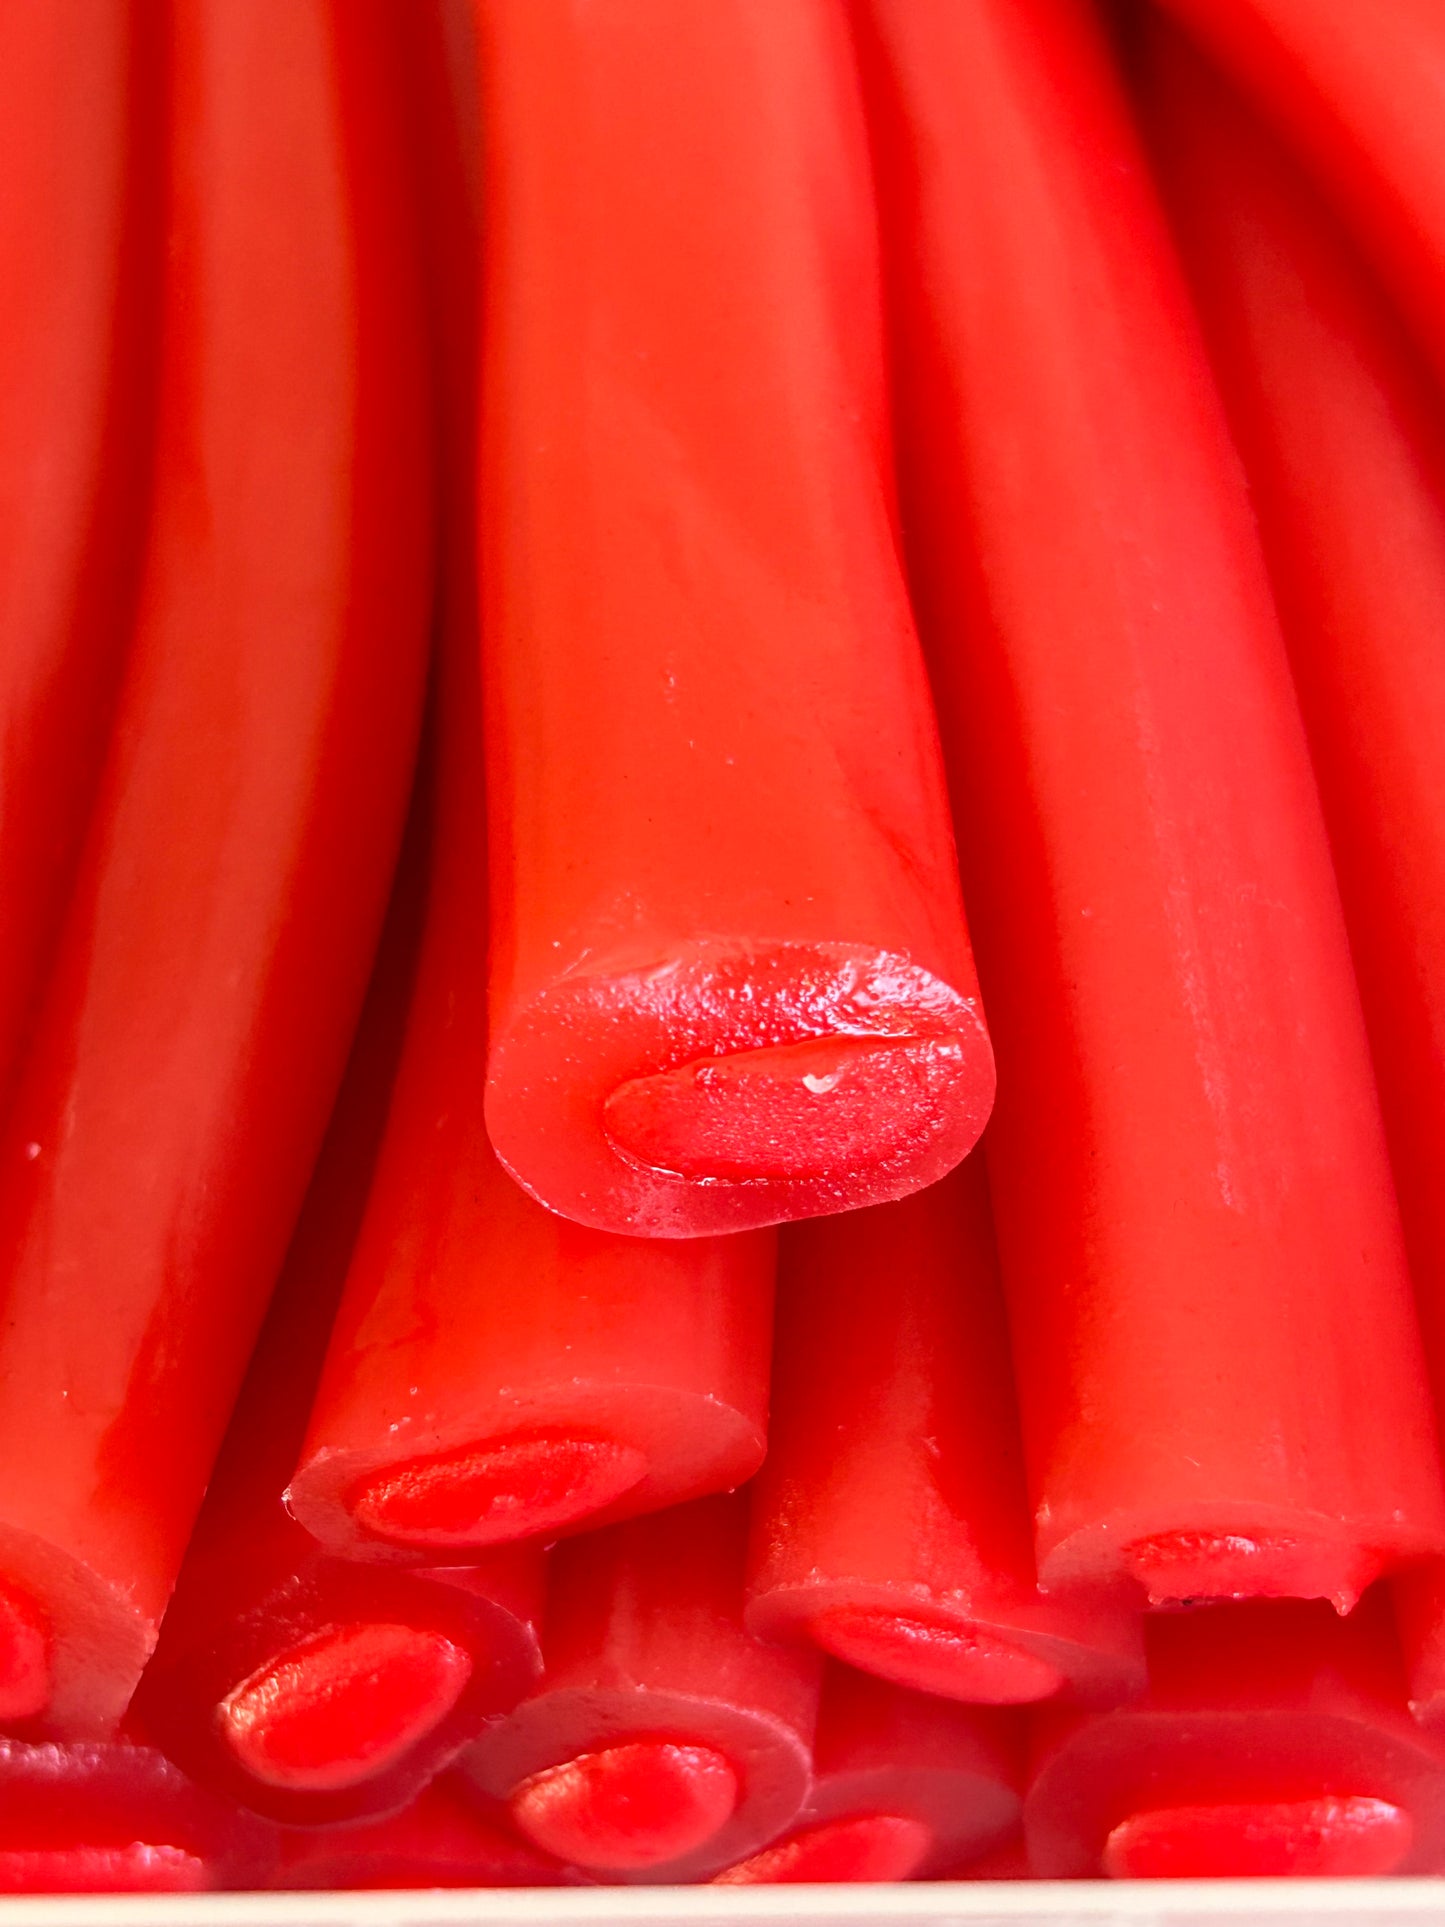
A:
811 1606 1065 1705
1101 1796 1413 1880
713 1814 935 1885
352 1437 648 1549
602 1032 971 1183
217 1622 473 1792
0 1845 210 1895
0 1579 50 1722
1123 1531 1381 1612
508 1740 740 1871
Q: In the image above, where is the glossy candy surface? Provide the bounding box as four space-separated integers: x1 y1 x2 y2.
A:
474 0 992 1237
464 1494 821 1883
1135 14 1445 1738
0 0 432 1736
747 1161 1141 1704
0 0 158 1110
1025 1596 1445 1878
1153 0 1445 382
136 792 543 1826
854 0 1445 1608
715 1666 1023 1884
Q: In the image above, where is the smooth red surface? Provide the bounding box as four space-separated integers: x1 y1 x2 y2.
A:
715 1815 934 1886
1102 1795 1412 1880
1154 0 1445 383
716 1665 1023 1884
135 778 544 1828
0 1 160 1111
0 0 433 1739
0 1739 276 1894
464 1494 821 1883
273 1775 572 1890
1024 1596 1445 1877
218 1625 474 1795
747 1162 1141 1703
854 0 1445 1608
511 1742 739 1873
473 0 991 1238
1135 16 1445 1731
290 369 775 1560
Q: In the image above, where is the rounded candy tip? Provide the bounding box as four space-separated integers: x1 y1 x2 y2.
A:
352 1437 648 1550
714 1813 935 1885
509 1740 740 1871
218 1621 473 1792
1102 1796 1412 1879
812 1605 1065 1704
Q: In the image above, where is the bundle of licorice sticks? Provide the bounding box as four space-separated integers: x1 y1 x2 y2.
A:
2 0 1445 1892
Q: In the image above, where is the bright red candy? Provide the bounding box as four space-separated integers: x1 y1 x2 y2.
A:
0 0 433 1735
715 1665 1024 1884
1025 1595 1445 1878
0 1740 276 1894
746 1161 1141 1705
1134 13 1445 1738
289 419 775 1563
472 0 992 1238
852 0 1445 1610
463 1495 821 1882
1152 0 1445 383
134 803 543 1826
0 0 158 1110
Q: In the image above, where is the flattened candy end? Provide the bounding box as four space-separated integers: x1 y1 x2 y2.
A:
603 1032 975 1184
714 1814 935 1885
813 1606 1065 1705
1124 1530 1380 1613
352 1437 648 1550
509 1740 739 1872
217 1621 473 1791
1102 1796 1412 1879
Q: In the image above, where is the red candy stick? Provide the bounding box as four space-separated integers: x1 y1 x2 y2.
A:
1151 0 1445 382
747 1162 1141 1704
472 0 992 1239
1025 1596 1445 1878
852 0 1445 1608
0 0 159 1108
0 1740 276 1894
0 0 432 1735
715 1666 1023 1884
1132 12 1445 1738
464 1495 820 1882
289 432 774 1565
273 1776 570 1891
135 795 543 1826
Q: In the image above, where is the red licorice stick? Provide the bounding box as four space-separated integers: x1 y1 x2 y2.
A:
134 785 544 1826
288 383 775 1565
0 0 432 1737
0 1 159 1110
273 1777 571 1891
714 1666 1024 1884
851 0 1445 1609
464 1495 821 1883
746 1160 1142 1706
1149 0 1445 382
1131 17 1445 1736
472 0 992 1239
0 1740 276 1894
1025 1595 1445 1878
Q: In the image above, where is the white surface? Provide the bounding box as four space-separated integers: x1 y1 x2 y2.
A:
0 1883 1440 1927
